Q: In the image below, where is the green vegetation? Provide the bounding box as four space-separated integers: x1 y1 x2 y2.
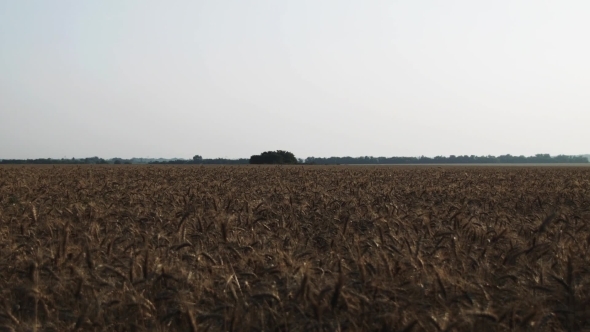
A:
249 150 298 164
304 154 589 164
150 157 249 165
0 153 587 165
0 157 110 165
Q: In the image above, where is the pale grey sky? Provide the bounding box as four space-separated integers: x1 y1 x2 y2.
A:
1 1 589 159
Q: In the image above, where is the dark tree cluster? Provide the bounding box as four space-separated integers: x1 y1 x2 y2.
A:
249 150 298 164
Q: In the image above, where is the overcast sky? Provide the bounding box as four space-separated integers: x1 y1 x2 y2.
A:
1 1 589 159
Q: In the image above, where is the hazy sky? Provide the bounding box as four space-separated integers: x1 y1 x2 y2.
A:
1 1 589 159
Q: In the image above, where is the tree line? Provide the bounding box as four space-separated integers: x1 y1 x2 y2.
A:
149 156 249 165
150 151 298 165
303 154 589 164
0 157 111 164
1 153 587 165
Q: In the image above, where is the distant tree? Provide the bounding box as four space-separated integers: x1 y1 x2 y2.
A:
114 160 122 164
193 155 203 163
250 150 298 164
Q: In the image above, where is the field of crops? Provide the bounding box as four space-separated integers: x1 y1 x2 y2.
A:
1 165 590 331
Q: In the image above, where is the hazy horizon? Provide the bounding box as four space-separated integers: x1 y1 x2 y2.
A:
2 1 589 159
1 153 589 162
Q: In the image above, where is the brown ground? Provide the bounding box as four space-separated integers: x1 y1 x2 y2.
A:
1 165 590 331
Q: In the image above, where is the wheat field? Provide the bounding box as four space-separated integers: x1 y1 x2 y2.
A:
1 165 589 331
